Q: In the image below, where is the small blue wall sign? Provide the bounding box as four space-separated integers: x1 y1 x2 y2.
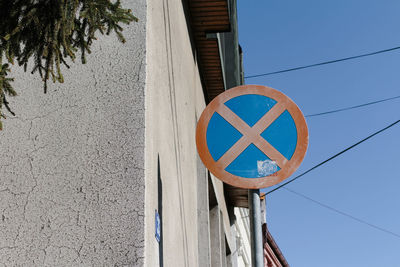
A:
155 210 161 243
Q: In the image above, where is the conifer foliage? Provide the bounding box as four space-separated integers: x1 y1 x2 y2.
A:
0 0 137 130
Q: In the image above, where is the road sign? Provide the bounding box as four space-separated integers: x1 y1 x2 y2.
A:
196 85 308 189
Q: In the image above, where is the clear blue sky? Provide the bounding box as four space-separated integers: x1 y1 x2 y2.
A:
237 1 400 266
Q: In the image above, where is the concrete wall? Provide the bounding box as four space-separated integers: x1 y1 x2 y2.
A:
0 0 241 266
235 208 251 267
0 0 146 265
145 0 206 266
146 0 242 265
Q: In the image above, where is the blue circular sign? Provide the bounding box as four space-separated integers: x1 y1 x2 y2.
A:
196 85 308 189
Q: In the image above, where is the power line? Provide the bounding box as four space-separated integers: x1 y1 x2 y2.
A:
282 187 400 240
245 46 400 79
266 119 400 195
305 95 400 118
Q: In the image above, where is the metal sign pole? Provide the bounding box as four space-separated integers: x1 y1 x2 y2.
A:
196 84 309 264
249 189 264 267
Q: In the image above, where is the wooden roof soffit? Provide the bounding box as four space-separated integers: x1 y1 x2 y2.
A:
224 184 249 208
188 1 249 208
187 0 231 102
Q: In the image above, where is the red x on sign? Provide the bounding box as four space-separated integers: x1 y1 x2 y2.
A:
196 85 308 189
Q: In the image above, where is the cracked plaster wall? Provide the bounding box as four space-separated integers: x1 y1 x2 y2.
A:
0 0 146 266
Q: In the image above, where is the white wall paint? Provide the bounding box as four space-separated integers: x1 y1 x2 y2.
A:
0 1 146 265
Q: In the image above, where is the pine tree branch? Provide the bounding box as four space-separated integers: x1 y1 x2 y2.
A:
0 0 137 130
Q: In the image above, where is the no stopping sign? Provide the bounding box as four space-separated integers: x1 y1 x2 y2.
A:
196 85 308 189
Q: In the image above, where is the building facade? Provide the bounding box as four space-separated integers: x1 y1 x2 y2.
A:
0 0 288 266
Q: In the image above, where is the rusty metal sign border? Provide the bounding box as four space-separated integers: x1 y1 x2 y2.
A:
196 85 308 189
